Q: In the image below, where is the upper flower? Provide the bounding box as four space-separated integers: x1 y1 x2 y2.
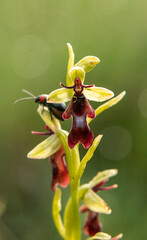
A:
47 44 114 149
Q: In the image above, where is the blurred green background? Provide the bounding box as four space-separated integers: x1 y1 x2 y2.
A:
0 0 147 239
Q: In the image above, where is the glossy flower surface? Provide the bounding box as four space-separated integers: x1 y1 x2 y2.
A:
47 44 114 148
27 105 69 191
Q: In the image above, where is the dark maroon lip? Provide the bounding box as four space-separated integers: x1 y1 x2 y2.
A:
62 91 95 149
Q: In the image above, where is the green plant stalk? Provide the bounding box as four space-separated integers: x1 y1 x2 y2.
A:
70 182 80 240
57 130 81 240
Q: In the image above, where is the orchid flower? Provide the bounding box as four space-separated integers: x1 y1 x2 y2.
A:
27 105 69 191
47 44 114 149
79 169 118 237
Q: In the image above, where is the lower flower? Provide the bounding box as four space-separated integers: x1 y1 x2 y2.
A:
27 106 70 191
80 169 118 237
80 205 102 236
50 145 69 191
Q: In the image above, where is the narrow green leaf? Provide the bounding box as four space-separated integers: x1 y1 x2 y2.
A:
88 91 126 124
52 187 65 239
77 135 103 181
27 134 61 159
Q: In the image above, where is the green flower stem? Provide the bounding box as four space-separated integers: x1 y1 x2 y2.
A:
57 130 81 240
70 186 81 240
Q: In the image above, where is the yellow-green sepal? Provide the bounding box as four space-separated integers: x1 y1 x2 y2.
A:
66 43 75 86
75 56 100 73
47 88 73 103
87 232 111 240
84 87 114 102
83 189 111 214
52 187 65 239
89 169 118 189
27 134 61 159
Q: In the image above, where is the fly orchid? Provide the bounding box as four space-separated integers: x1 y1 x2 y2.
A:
79 169 118 237
27 105 69 191
47 44 114 149
24 44 126 240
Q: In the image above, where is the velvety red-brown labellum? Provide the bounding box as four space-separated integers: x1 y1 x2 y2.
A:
49 145 69 191
83 212 102 236
63 94 95 149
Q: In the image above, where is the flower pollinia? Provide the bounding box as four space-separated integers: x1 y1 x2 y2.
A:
27 105 69 191
47 44 114 149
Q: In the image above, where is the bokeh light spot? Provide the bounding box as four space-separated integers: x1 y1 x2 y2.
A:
138 89 147 118
99 126 132 161
10 35 51 79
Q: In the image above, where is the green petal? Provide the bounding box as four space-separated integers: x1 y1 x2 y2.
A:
87 232 111 240
83 189 111 214
75 56 100 73
47 88 73 103
52 187 65 238
66 43 75 86
87 91 126 124
37 105 61 132
89 169 118 189
84 87 114 102
69 66 85 84
27 134 61 159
